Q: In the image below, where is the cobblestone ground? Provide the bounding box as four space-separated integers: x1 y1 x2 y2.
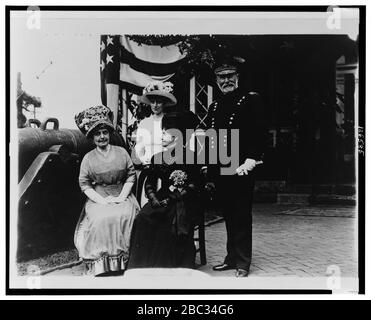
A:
47 204 358 279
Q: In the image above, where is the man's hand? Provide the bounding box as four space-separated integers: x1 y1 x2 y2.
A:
244 158 257 171
236 158 257 175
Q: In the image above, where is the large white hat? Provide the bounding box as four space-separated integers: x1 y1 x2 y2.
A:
140 81 177 107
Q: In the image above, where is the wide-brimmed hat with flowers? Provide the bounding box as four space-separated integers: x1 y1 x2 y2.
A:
75 105 115 138
140 81 177 107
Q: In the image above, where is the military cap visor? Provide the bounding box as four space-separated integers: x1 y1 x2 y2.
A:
214 64 238 75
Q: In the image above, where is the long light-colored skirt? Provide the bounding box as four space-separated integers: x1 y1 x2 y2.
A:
74 193 139 275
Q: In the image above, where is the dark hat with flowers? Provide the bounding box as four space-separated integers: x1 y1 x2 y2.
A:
75 105 115 138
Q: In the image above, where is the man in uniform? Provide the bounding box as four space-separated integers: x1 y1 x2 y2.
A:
203 55 267 277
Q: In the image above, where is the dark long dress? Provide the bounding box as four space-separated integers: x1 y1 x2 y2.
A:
127 148 202 269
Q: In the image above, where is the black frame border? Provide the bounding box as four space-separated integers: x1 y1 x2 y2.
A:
5 5 365 296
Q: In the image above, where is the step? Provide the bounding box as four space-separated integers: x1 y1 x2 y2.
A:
277 193 357 206
310 194 357 206
254 180 286 193
254 192 277 203
284 185 314 194
282 184 356 196
334 184 356 196
277 193 310 205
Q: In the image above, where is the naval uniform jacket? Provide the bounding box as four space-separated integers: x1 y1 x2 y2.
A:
203 87 267 183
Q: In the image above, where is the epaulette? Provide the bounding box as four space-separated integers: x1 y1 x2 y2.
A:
248 91 259 96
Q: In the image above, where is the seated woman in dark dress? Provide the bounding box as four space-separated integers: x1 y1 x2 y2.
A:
127 111 202 269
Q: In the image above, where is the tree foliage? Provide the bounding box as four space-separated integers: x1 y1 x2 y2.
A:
17 73 42 128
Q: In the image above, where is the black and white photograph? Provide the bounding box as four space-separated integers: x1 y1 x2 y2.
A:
7 6 364 294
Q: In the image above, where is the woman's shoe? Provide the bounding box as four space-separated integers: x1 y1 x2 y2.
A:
212 263 236 271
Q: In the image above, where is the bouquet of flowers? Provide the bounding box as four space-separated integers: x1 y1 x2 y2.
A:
169 170 188 192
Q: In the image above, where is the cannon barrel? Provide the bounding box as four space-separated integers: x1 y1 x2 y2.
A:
18 117 126 181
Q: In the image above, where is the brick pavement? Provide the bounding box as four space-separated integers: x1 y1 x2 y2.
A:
198 204 357 278
46 204 358 279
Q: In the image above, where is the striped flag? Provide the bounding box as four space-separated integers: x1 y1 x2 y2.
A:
100 35 121 126
100 35 186 126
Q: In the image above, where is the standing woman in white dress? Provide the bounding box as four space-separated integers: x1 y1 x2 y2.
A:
134 81 177 165
74 105 140 276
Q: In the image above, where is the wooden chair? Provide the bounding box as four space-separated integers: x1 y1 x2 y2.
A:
193 209 207 265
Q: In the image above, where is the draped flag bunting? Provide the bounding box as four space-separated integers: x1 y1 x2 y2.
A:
100 35 186 126
100 35 121 126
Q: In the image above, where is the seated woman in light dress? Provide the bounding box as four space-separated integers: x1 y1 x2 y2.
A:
74 105 140 276
134 81 177 165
